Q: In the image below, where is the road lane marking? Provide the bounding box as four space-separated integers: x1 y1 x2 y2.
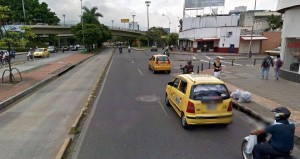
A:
217 56 224 59
192 56 196 60
221 60 243 66
131 59 135 63
200 59 210 63
158 100 169 117
138 68 143 76
205 56 211 60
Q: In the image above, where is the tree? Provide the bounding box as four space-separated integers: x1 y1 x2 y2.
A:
266 14 283 31
0 6 36 83
0 0 60 24
166 33 179 46
82 6 103 25
138 27 167 46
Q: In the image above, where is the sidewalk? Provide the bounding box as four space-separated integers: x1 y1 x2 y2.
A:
0 53 93 108
202 66 300 144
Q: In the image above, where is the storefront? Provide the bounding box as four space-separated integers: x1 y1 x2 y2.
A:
277 0 300 82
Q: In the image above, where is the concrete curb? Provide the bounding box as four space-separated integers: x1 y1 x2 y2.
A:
132 48 149 51
0 53 95 111
55 137 72 159
232 100 300 145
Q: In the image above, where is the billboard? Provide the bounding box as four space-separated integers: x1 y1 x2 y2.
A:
185 0 225 9
121 19 129 23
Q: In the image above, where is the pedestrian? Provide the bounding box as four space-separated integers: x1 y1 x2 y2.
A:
213 57 222 79
261 53 274 80
273 55 283 80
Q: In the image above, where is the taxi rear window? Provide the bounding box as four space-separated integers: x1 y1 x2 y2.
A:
156 56 169 61
190 84 230 101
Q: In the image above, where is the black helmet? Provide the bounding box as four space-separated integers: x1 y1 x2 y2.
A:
187 60 192 65
272 107 291 120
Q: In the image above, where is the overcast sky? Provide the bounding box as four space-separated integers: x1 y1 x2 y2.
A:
40 0 277 32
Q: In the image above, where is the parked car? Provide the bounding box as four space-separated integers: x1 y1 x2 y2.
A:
165 74 233 129
148 54 171 74
62 46 69 51
151 46 158 52
265 47 280 56
48 46 58 53
33 48 49 58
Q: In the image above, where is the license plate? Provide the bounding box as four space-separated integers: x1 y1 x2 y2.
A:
207 104 216 110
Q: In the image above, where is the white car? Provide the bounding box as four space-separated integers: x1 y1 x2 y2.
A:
265 47 280 56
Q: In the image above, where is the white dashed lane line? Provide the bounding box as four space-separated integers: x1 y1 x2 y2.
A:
138 68 143 76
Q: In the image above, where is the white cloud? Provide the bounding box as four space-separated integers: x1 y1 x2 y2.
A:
41 0 277 32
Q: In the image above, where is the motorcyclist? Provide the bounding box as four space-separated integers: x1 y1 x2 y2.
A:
128 45 131 53
27 48 34 61
251 107 295 159
119 45 122 53
182 60 194 74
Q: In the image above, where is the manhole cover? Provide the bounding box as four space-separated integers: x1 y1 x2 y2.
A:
136 95 159 102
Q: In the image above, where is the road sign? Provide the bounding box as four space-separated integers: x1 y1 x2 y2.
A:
121 19 129 23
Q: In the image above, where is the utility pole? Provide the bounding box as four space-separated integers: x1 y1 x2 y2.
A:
111 20 114 28
80 0 85 48
145 1 151 30
22 0 26 24
132 14 136 31
248 0 257 58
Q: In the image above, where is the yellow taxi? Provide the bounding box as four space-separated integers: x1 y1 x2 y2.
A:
165 74 233 129
148 54 171 74
33 48 49 58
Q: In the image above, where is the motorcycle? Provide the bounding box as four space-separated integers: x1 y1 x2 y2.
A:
180 65 194 74
128 48 131 53
27 52 34 61
241 122 293 159
163 50 169 57
119 48 122 54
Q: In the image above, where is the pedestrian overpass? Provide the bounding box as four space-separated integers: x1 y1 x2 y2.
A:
24 25 144 38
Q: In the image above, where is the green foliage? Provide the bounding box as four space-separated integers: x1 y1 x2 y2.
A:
144 27 168 46
166 33 179 46
267 14 283 31
0 7 36 50
0 0 60 24
82 6 103 25
71 6 111 51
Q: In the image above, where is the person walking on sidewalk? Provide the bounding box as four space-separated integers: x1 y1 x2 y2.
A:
273 55 283 80
213 57 222 79
261 53 274 80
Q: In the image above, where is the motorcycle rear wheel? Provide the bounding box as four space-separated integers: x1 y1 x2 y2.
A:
241 139 253 159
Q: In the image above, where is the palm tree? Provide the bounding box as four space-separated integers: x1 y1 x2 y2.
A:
82 6 103 24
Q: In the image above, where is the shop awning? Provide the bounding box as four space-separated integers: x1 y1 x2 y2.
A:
241 36 268 40
196 38 220 41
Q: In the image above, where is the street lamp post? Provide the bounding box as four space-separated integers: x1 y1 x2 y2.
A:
132 14 136 31
111 20 114 28
145 1 151 30
80 0 85 48
62 14 65 26
162 14 171 32
248 0 257 58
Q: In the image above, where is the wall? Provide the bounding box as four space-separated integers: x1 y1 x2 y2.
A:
261 32 282 53
239 40 261 54
218 27 241 48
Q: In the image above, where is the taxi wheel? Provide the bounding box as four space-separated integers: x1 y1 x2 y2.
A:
167 70 171 74
152 69 156 74
165 94 171 107
181 113 190 129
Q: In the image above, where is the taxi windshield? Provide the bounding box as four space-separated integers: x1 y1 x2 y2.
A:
190 84 229 101
36 48 44 52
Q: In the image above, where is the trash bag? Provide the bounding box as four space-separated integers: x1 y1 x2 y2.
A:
246 135 257 154
238 91 252 103
230 89 241 100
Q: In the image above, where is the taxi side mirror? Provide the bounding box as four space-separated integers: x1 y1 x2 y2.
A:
168 82 173 86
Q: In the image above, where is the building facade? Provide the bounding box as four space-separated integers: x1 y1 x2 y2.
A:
179 15 241 53
277 0 300 82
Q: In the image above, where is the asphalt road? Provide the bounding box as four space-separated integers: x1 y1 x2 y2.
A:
71 49 300 159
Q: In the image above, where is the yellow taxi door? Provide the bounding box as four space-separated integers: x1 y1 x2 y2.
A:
168 78 181 111
148 56 154 69
173 78 188 113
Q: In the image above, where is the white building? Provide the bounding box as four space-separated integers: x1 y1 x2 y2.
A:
277 0 300 82
179 15 241 53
